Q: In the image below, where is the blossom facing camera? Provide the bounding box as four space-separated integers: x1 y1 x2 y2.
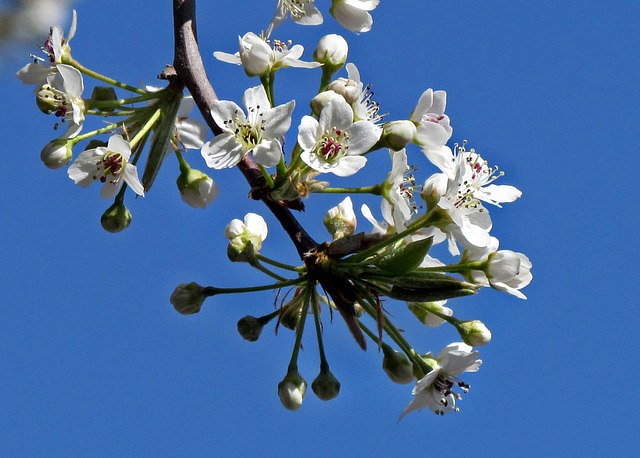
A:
68 134 145 199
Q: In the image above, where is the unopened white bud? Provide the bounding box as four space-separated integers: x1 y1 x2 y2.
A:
456 320 492 347
176 167 219 209
41 140 72 169
381 120 417 151
278 371 307 411
323 196 356 240
314 34 349 67
310 90 343 117
326 77 360 105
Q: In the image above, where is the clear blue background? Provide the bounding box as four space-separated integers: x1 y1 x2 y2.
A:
2 1 638 456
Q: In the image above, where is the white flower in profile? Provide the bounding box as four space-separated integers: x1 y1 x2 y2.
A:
298 98 380 176
330 0 380 33
16 9 78 86
399 342 481 420
214 32 320 78
411 89 453 164
381 149 416 224
43 63 85 125
461 237 533 299
266 0 324 38
68 134 145 199
201 85 295 169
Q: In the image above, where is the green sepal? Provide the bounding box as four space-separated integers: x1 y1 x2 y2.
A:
90 86 118 112
141 88 182 192
374 237 433 273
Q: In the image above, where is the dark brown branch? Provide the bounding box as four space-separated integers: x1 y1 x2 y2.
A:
171 0 318 258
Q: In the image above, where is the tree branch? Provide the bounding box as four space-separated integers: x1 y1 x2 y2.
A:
171 0 318 259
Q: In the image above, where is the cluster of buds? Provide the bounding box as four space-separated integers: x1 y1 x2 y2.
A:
21 2 532 421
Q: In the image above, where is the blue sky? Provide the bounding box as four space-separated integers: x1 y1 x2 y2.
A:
2 1 638 456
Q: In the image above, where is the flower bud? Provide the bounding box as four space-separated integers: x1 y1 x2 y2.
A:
237 315 265 342
90 86 118 112
412 354 439 380
40 140 72 169
310 90 343 117
279 304 302 330
374 237 433 273
323 196 356 240
380 120 417 151
456 320 492 347
326 77 360 105
100 201 132 233
314 34 348 69
408 301 453 327
382 350 415 384
170 282 209 315
176 167 219 209
421 173 448 209
225 213 268 262
311 367 341 401
278 371 307 411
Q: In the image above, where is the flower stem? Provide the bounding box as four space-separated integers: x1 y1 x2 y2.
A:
248 259 289 282
67 58 147 95
255 253 303 272
314 185 382 195
205 277 307 297
130 108 162 149
287 287 311 373
310 288 330 371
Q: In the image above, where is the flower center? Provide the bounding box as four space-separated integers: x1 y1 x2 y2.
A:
225 109 265 152
282 0 313 20
432 374 470 415
400 165 420 214
97 151 125 183
317 127 349 163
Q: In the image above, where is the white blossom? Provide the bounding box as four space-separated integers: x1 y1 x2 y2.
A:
399 342 481 419
298 98 380 176
201 85 295 168
266 0 324 38
68 134 144 199
214 32 320 78
411 89 453 163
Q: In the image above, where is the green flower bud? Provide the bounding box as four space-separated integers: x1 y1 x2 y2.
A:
408 301 453 327
456 320 492 347
100 202 132 233
225 213 268 263
380 120 417 151
311 367 341 401
170 282 209 315
382 350 415 385
412 354 438 380
314 34 349 81
176 167 219 209
90 86 118 112
323 196 356 240
279 304 302 330
278 371 307 411
237 315 265 342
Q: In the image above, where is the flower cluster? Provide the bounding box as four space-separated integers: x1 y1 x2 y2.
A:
21 3 532 421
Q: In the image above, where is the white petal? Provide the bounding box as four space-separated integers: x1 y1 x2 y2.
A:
107 135 132 160
175 118 208 149
294 3 324 25
57 64 83 97
331 3 373 33
476 184 522 206
244 213 268 240
242 85 270 112
263 100 295 139
332 155 367 177
423 145 455 178
320 98 353 131
346 120 380 155
201 135 244 169
100 180 123 199
123 163 145 196
298 116 320 151
210 100 245 132
213 51 242 65
16 63 52 85
68 148 104 187
253 139 283 167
